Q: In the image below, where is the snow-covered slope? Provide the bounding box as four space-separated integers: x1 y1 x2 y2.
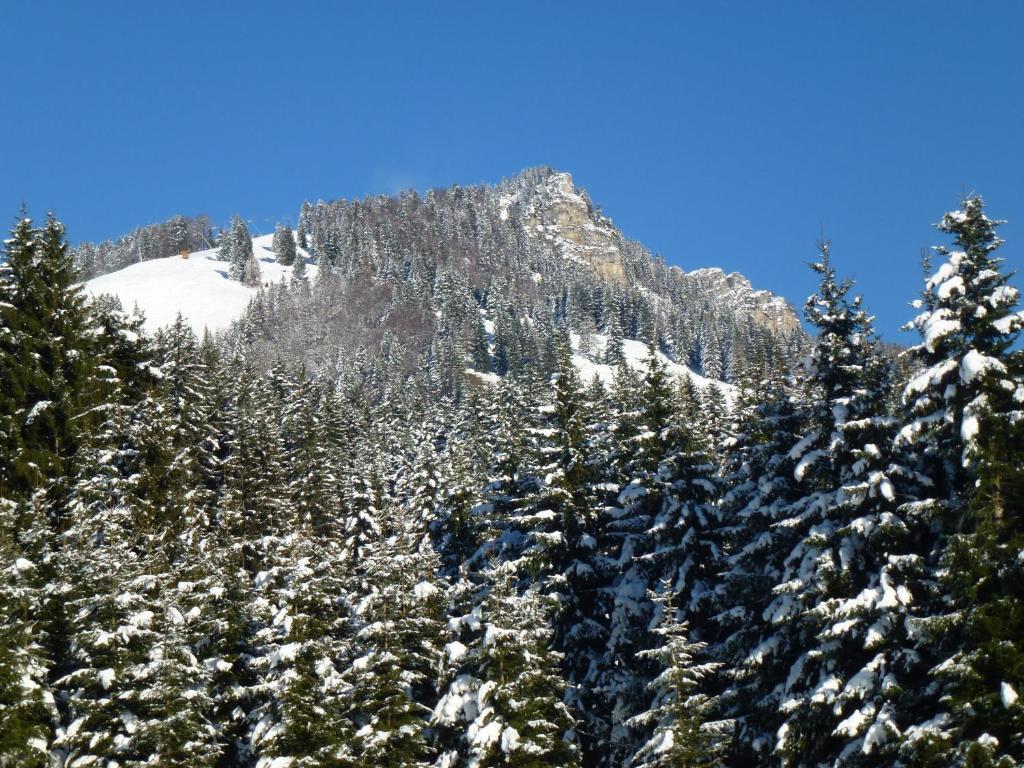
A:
83 234 314 334
572 335 733 398
468 326 735 399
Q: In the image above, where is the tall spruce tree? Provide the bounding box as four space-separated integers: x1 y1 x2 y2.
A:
1 215 99 508
272 223 297 266
897 198 1024 766
342 505 448 767
627 587 731 767
223 216 260 286
0 500 55 767
761 248 920 765
435 563 580 768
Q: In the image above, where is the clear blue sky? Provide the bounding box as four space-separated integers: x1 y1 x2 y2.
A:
2 1 1022 339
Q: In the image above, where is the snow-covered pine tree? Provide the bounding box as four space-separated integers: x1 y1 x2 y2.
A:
282 373 337 536
342 504 448 766
897 197 1024 765
291 244 307 283
1 215 101 510
473 373 542 568
753 247 923 765
339 459 386 577
507 332 591 576
119 578 220 767
627 585 731 767
0 237 20 502
435 562 580 768
468 311 491 373
272 223 297 266
0 499 55 767
403 415 444 540
0 215 131 766
217 356 289 576
224 215 261 286
103 313 215 542
604 308 627 368
192 547 262 766
432 399 486 578
491 298 521 377
86 296 153 407
898 197 1022 501
712 370 805 762
54 504 157 766
931 409 1024 768
594 344 688 766
508 330 611 753
619 350 727 764
250 533 357 768
699 383 729 457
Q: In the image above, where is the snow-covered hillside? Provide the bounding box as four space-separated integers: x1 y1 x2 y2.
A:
83 234 314 334
469 323 734 398
572 335 733 399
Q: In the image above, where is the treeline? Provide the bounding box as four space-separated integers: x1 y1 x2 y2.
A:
72 214 213 279
1 198 1022 768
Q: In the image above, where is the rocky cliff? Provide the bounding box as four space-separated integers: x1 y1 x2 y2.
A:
502 169 800 335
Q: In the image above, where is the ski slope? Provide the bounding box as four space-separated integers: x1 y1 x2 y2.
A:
83 234 315 334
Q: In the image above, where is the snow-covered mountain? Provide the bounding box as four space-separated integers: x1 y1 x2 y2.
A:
80 168 803 389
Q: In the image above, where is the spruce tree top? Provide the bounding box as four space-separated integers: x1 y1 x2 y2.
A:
900 196 1023 479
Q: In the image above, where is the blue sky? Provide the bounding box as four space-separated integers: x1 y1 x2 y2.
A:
2 1 1022 339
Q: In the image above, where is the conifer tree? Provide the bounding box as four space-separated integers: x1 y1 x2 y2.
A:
122 580 220 767
515 332 611 751
282 374 335 535
272 223 297 266
627 587 731 767
468 311 492 372
251 535 357 768
594 345 687 765
219 359 287 572
711 372 805 761
342 507 448 766
436 563 580 768
898 198 1024 765
604 309 627 368
291 246 308 283
0 501 55 767
433 429 485 577
194 549 262 767
54 505 155 766
760 249 920 765
224 215 260 286
0 256 20 502
475 374 541 567
2 215 99 508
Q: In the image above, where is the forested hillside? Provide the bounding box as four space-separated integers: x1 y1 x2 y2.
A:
2 182 1022 767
